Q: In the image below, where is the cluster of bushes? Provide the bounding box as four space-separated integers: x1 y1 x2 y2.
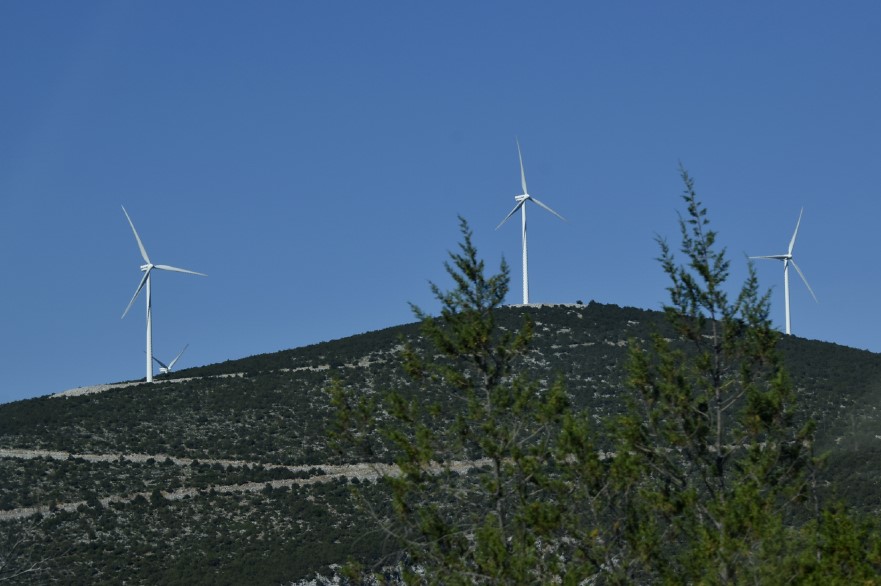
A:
1 477 393 584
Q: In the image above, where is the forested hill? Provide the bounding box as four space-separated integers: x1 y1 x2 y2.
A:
1 301 880 583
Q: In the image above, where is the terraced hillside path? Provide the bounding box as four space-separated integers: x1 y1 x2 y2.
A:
0 448 489 521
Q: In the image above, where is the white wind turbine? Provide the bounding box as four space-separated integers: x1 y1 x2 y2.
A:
496 139 566 304
147 344 189 377
121 206 206 383
750 208 817 335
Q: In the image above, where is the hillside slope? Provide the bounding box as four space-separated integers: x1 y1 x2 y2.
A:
1 302 880 583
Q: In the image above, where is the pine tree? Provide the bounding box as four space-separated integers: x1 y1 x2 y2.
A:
615 167 879 583
387 217 577 583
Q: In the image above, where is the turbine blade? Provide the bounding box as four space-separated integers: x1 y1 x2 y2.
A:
121 206 151 264
788 207 804 255
122 270 150 318
496 202 524 230
154 264 207 277
529 197 567 222
789 259 818 302
516 138 528 195
168 344 189 370
148 353 170 370
749 255 786 261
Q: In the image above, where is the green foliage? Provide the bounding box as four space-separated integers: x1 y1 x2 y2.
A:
337 178 881 584
609 169 880 582
336 217 583 583
614 167 816 582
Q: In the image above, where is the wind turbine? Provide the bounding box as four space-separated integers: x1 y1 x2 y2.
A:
750 208 817 335
495 139 566 304
121 206 205 383
147 344 189 376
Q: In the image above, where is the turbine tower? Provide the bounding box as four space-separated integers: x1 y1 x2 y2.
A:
750 208 817 335
496 139 566 304
121 206 205 382
149 344 189 376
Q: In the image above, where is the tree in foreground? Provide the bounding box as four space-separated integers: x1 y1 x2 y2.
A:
334 176 881 584
333 217 597 583
618 167 815 582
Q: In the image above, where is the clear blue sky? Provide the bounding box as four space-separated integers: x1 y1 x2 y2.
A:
2 2 880 403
